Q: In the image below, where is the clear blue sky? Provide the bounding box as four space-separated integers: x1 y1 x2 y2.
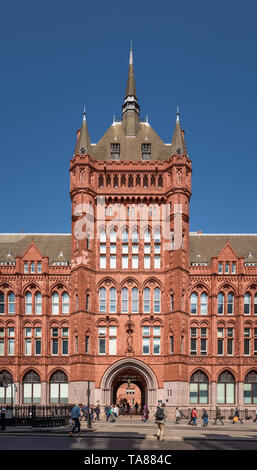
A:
0 0 257 234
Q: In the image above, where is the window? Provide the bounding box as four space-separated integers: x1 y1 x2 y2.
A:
218 262 223 274
23 370 41 405
141 143 151 160
85 335 89 353
86 294 90 311
24 262 29 274
0 328 4 355
154 288 161 313
170 335 174 354
25 327 32 355
25 292 32 314
190 328 197 355
110 229 117 269
0 370 13 404
35 292 42 315
99 287 106 313
200 293 208 315
255 295 257 315
244 328 251 355
52 293 59 315
98 327 106 354
170 294 174 312
37 262 42 273
154 229 161 269
227 328 234 355
143 288 150 313
7 327 15 355
51 328 59 355
190 293 197 315
153 327 161 355
144 229 151 268
121 287 128 313
49 370 68 404
111 143 120 160
200 328 207 355
35 328 42 355
142 326 150 354
190 371 208 404
0 292 5 314
232 262 236 274
62 293 69 314
100 229 106 269
217 293 224 314
62 328 69 355
132 287 139 313
244 371 257 404
109 326 117 355
31 262 35 273
217 328 224 355
109 287 116 313
225 262 229 274
244 293 251 315
227 293 234 315
217 371 235 404
8 293 15 314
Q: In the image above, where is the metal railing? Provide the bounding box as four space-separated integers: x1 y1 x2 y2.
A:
0 404 73 427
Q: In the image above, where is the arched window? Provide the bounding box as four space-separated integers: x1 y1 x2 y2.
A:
158 175 163 187
23 370 41 404
109 287 116 313
49 370 68 404
154 288 161 313
144 229 151 269
0 370 13 404
99 287 106 312
217 370 235 404
190 293 197 315
244 293 251 315
170 294 174 312
35 292 42 315
52 292 59 315
254 294 257 315
62 292 69 314
200 293 208 315
190 370 209 404
132 287 139 313
143 288 150 313
121 287 128 313
8 293 15 314
98 175 104 188
25 292 32 314
0 292 4 314
217 293 224 314
244 371 257 404
227 292 234 315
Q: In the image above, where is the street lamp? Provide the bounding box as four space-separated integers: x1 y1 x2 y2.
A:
87 381 92 429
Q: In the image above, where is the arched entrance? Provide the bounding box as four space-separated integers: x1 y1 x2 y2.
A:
100 358 158 411
112 369 146 413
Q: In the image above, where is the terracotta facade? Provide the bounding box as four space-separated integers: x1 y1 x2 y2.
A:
1 48 257 417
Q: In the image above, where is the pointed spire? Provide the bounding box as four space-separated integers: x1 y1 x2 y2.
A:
75 107 92 155
122 42 140 136
170 107 187 156
125 40 137 98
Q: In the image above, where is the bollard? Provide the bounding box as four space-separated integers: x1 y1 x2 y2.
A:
1 408 6 431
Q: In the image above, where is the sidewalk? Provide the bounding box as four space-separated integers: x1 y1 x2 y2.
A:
1 417 257 441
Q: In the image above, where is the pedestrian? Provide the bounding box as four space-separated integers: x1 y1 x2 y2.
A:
254 409 257 422
175 408 181 424
69 404 82 437
154 403 166 441
81 405 87 421
213 406 224 425
95 404 100 421
114 404 119 420
135 402 139 414
105 405 110 421
201 409 208 427
233 408 243 424
188 408 197 425
142 405 149 423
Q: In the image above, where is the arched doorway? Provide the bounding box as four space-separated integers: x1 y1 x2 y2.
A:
112 368 146 414
100 358 158 411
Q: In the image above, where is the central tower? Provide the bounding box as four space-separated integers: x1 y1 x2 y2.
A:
68 46 192 412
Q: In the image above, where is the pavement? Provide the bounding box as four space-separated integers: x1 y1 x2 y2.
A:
1 416 257 442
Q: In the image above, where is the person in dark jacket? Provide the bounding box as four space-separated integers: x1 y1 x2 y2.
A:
213 406 224 425
233 408 243 424
154 403 166 441
201 409 208 427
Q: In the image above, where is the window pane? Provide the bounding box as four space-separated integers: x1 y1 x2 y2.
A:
226 383 234 404
244 384 252 404
109 337 116 355
199 383 208 404
217 383 225 404
142 338 150 354
189 383 198 404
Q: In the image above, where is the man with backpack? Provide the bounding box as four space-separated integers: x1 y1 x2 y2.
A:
154 403 166 441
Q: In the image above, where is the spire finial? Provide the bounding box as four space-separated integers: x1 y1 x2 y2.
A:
176 106 180 122
83 106 86 121
129 40 133 65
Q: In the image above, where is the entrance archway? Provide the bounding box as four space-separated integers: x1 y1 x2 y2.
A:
112 369 146 413
100 358 158 410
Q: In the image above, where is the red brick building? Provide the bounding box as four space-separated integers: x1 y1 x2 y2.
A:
1 47 257 417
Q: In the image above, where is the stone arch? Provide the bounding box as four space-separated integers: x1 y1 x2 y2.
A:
100 358 158 407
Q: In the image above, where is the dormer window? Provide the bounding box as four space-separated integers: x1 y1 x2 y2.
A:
24 262 29 274
111 143 120 160
31 262 35 274
142 143 151 160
